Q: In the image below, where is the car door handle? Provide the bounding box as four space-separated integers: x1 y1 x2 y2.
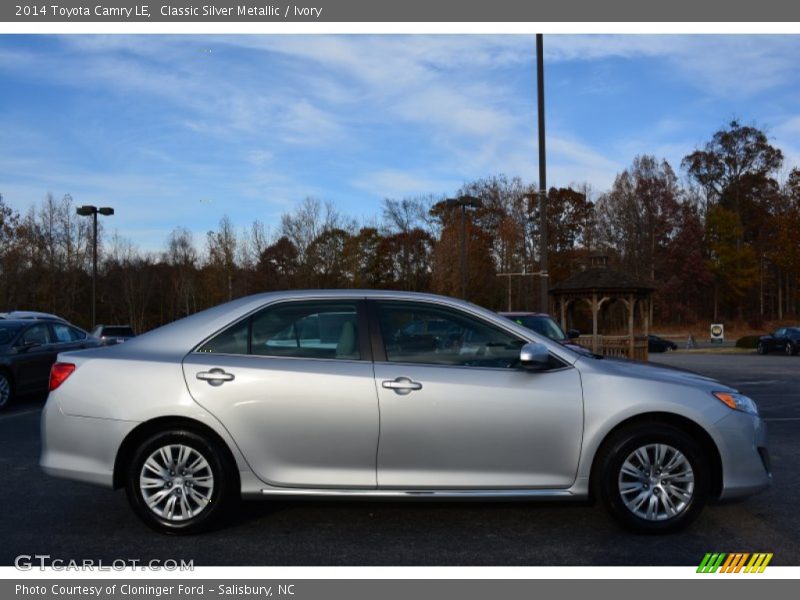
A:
196 368 235 386
381 377 422 394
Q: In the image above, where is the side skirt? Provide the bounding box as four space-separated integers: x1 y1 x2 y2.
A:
256 488 581 501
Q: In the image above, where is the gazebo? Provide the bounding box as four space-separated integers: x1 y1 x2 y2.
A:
549 255 655 359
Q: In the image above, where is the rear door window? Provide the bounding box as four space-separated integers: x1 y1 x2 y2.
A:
197 301 362 361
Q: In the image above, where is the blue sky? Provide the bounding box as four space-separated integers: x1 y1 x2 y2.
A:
1 34 800 251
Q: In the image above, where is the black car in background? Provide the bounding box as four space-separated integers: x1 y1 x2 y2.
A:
498 312 590 355
0 320 101 410
758 326 800 356
648 334 678 353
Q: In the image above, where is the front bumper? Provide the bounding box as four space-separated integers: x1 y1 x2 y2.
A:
40 396 138 488
714 410 772 500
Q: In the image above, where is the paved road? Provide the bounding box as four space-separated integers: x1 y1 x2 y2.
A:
1 352 798 566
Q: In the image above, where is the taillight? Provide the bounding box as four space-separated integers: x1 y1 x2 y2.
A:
49 362 76 391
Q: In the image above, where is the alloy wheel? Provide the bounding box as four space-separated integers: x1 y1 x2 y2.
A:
139 444 214 522
0 374 10 409
617 443 695 522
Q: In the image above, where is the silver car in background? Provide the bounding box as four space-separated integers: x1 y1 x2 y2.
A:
40 290 771 534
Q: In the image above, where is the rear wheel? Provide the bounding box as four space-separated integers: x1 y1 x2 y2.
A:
125 430 235 534
0 372 13 411
785 343 797 356
596 424 709 533
757 342 767 355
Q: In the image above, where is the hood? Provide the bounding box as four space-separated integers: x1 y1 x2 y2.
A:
576 355 735 393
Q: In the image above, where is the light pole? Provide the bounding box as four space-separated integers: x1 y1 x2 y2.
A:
76 205 114 329
536 33 549 313
444 195 482 299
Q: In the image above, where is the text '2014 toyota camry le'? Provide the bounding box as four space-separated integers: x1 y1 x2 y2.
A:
40 290 771 534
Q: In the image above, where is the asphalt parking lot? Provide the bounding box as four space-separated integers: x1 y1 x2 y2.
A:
1 352 798 567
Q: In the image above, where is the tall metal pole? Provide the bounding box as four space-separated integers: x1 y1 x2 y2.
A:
460 205 467 299
92 211 97 329
536 33 549 314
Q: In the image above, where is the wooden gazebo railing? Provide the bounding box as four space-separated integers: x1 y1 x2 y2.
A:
573 335 649 361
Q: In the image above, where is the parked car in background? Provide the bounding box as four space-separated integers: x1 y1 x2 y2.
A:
0 319 100 410
42 291 770 534
648 334 678 353
92 325 136 345
0 310 69 323
499 312 589 355
757 327 800 356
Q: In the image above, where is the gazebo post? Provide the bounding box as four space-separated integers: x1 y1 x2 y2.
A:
642 297 650 337
559 297 567 331
591 292 599 354
628 293 635 359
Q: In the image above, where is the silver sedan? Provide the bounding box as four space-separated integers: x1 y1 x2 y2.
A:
40 290 771 534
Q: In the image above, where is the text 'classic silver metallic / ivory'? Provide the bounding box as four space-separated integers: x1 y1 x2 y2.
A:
40 290 771 534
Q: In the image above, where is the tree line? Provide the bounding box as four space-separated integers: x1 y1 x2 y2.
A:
1 120 798 333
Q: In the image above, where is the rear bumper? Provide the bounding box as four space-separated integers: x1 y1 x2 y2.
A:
715 411 772 500
40 395 138 488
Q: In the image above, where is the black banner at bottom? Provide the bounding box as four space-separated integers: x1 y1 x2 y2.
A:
3 579 796 600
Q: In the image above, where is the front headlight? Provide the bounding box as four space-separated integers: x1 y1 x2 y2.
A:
713 391 759 416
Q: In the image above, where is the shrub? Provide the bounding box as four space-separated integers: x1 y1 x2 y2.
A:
735 335 760 349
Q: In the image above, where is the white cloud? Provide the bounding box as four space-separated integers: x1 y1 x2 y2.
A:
351 168 457 199
547 35 800 97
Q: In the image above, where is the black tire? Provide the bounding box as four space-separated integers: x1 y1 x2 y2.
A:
125 430 236 534
757 342 767 355
0 371 14 411
594 423 710 534
785 343 797 356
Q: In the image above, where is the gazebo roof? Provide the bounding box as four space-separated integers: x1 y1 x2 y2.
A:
550 256 655 295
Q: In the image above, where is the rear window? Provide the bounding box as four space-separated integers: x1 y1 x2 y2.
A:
102 326 135 337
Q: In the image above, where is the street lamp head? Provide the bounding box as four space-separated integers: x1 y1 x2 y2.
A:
76 205 96 216
444 195 483 209
98 207 115 216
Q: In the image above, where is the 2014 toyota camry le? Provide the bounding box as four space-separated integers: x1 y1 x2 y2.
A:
40 290 771 534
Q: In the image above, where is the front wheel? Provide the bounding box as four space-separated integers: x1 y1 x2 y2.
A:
0 372 13 411
125 430 235 534
786 343 797 356
757 342 767 355
596 424 709 533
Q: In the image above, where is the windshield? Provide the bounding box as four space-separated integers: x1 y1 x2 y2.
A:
508 315 567 342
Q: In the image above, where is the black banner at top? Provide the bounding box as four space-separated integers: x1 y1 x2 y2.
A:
3 0 800 22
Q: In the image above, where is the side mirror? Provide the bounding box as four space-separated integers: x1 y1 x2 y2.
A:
519 342 550 370
567 329 580 339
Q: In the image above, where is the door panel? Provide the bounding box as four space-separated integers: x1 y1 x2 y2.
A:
182 299 379 489
13 323 57 393
374 363 583 488
370 300 584 489
184 354 379 488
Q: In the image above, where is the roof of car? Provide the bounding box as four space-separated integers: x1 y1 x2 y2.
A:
0 311 68 322
66 290 581 365
0 320 29 327
499 312 551 318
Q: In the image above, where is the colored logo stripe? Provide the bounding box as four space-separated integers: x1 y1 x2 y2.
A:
697 553 773 573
